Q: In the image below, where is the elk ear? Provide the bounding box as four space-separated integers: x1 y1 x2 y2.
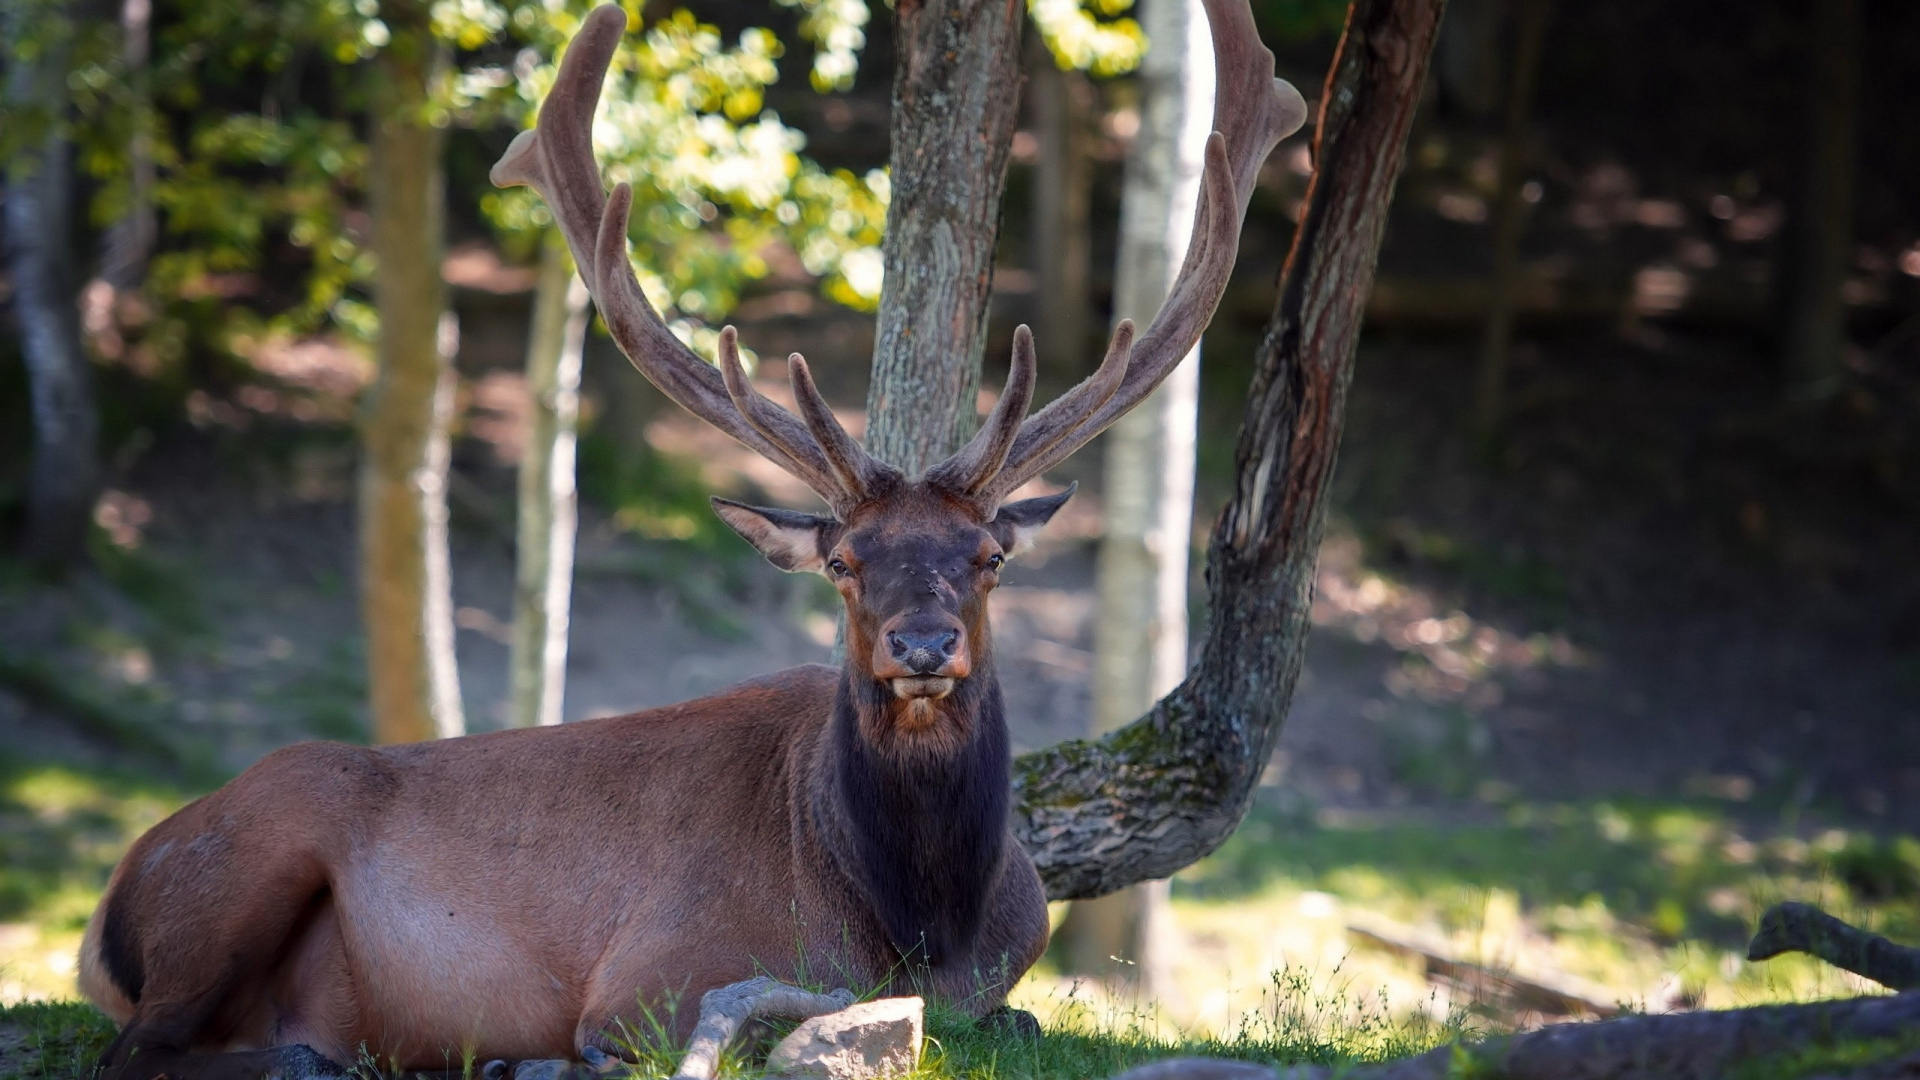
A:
711 498 837 574
988 483 1076 559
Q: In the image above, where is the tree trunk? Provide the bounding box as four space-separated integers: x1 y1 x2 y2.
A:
4 0 99 564
863 0 1027 473
1468 0 1550 453
508 232 589 729
360 14 464 744
1012 0 1447 900
1057 0 1215 986
1782 0 1859 402
1029 37 1094 362
98 0 155 291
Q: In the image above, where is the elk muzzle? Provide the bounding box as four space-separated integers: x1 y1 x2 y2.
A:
873 620 970 697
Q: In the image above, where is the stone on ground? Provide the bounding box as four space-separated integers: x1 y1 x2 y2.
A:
764 996 924 1079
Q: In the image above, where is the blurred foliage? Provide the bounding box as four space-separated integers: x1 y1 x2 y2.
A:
0 0 892 408
1029 0 1145 76
480 3 891 331
1253 0 1349 40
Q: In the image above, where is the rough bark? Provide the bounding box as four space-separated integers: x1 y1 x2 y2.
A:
1748 903 1920 992
1011 0 1447 900
5 0 100 564
1782 0 1860 402
1059 0 1215 983
360 12 464 744
1468 0 1550 452
508 232 589 729
863 0 1027 473
1029 37 1094 362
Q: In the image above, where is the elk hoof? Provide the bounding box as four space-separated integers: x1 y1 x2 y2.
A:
975 1006 1040 1039
580 1046 621 1074
512 1060 579 1080
482 1061 510 1080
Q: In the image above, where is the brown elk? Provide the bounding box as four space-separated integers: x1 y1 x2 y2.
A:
77 4 1305 1077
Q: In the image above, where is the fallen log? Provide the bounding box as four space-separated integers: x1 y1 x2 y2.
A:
1343 915 1620 1018
1113 992 1920 1080
1748 902 1920 992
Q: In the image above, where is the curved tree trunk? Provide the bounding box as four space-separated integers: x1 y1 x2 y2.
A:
360 11 465 744
5 0 99 565
508 231 589 729
863 0 1027 473
1012 0 1448 900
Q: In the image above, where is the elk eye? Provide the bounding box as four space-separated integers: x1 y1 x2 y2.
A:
986 553 1005 571
828 558 850 577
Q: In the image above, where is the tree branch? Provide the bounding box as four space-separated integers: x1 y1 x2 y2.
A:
1011 0 1448 900
1748 903 1920 992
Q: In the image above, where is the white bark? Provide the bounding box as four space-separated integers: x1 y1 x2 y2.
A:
1062 0 1215 990
509 232 589 729
99 0 154 290
5 0 99 563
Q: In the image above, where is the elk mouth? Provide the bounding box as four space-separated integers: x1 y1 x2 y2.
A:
890 676 957 700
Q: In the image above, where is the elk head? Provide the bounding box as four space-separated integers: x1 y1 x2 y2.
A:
493 3 1306 724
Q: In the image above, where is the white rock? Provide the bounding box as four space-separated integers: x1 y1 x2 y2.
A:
765 996 924 1080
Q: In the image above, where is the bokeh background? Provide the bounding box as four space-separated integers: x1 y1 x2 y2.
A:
2 0 1917 1044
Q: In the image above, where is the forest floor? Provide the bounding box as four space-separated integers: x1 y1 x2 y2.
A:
2 305 1918 1073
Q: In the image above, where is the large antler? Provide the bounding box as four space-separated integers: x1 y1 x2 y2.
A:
932 0 1309 513
491 6 897 518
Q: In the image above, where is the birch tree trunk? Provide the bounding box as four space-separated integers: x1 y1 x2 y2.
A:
508 232 590 729
1012 0 1448 899
4 0 99 565
863 0 1027 472
1782 0 1859 402
1056 0 1215 987
360 12 465 744
98 0 155 292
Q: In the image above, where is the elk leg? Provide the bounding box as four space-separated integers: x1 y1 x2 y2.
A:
95 1042 346 1080
90 746 379 1077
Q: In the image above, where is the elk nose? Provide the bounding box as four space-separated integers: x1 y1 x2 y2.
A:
887 629 958 674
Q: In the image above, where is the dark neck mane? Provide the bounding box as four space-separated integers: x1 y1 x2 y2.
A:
822 663 1010 968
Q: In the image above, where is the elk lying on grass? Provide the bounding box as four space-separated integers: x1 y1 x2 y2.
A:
77 5 1305 1077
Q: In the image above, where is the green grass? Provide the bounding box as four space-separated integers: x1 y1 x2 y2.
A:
0 759 193 1003
1172 798 1918 1015
0 1001 116 1080
3 747 1915 1075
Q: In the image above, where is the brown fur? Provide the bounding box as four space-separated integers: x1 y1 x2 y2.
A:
81 657 1048 1076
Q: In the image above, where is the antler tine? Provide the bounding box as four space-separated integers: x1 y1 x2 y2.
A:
924 324 1040 500
786 354 898 507
494 5 855 513
973 321 1133 508
985 0 1308 498
708 325 860 509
